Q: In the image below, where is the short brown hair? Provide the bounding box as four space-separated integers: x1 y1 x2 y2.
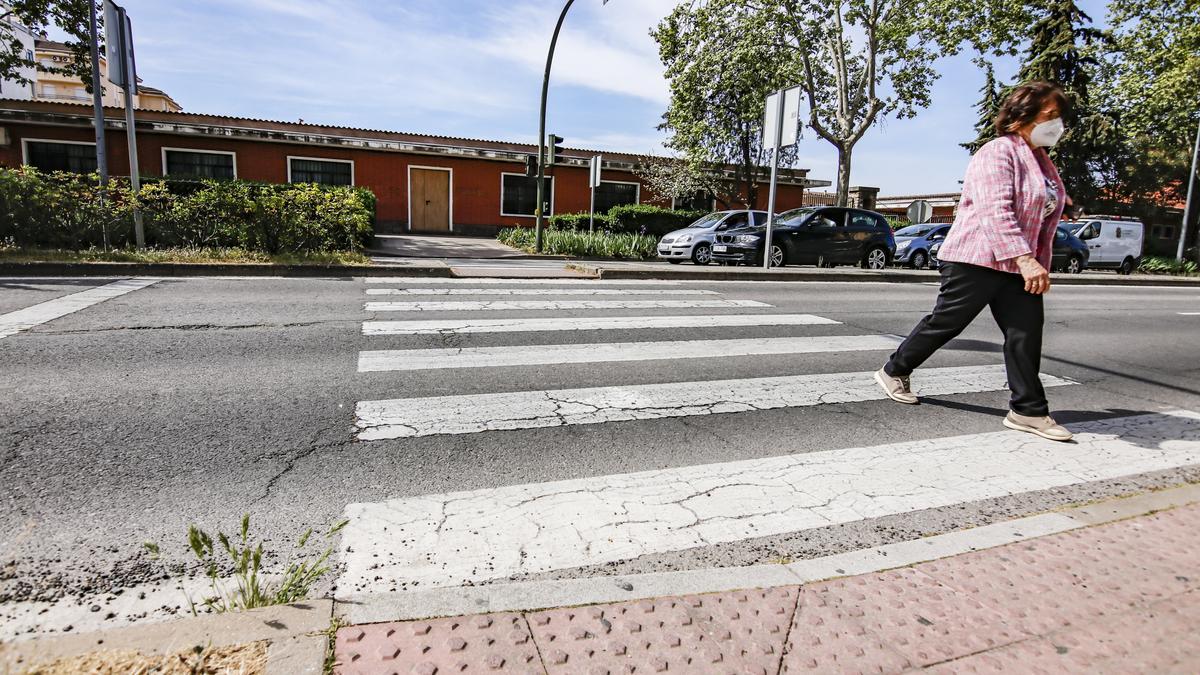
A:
994 81 1070 136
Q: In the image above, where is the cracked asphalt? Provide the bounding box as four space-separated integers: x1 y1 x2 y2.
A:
1 275 1199 630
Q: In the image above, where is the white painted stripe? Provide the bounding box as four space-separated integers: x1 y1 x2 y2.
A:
364 299 771 312
364 277 681 286
0 278 160 339
362 313 840 336
1179 312 1200 316
365 288 718 296
339 410 1200 593
355 364 1074 440
357 334 902 373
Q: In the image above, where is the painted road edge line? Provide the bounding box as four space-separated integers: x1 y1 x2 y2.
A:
365 288 718 296
333 481 1200 625
362 314 841 335
0 278 160 340
363 299 772 312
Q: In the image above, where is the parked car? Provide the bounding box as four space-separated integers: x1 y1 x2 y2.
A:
710 206 896 269
657 210 770 265
930 225 1089 273
893 223 951 269
1052 224 1089 273
1070 217 1144 275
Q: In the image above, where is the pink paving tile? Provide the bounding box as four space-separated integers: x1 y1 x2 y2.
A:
524 586 800 674
781 586 914 674
785 568 1030 669
333 612 542 675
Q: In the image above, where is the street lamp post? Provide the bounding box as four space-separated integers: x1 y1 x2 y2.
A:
534 0 610 253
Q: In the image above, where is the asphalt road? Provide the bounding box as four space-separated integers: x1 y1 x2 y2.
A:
2 274 1199 637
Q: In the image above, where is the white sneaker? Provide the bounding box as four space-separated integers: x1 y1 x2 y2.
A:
875 368 918 405
1003 411 1073 442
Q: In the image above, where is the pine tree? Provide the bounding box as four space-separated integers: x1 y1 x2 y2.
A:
962 59 1003 155
1016 0 1116 207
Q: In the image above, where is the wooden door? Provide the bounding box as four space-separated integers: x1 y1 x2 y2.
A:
410 168 451 232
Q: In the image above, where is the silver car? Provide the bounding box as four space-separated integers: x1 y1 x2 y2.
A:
657 210 769 265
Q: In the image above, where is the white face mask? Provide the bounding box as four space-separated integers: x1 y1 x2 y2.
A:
1030 117 1065 147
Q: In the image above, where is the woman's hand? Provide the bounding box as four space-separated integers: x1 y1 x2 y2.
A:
1015 255 1051 295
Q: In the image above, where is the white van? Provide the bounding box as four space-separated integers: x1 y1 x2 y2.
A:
1071 217 1144 275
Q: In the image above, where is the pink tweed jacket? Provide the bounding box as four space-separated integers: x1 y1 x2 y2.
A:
936 134 1065 274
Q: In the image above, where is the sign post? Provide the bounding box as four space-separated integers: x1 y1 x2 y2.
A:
87 0 109 249
588 155 602 232
105 1 144 248
762 86 801 269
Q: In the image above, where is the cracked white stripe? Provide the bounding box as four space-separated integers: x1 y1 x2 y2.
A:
358 335 902 373
365 288 719 296
338 410 1200 595
0 278 160 340
361 314 840 336
365 278 683 286
355 364 1074 439
364 299 771 312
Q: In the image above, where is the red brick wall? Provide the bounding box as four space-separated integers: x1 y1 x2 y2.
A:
1 123 815 233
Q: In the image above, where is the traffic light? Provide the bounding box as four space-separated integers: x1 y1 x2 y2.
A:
524 154 538 177
547 134 564 166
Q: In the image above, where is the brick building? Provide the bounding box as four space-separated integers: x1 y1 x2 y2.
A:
0 99 827 236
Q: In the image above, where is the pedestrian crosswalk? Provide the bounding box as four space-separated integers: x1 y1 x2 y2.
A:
340 277 1195 599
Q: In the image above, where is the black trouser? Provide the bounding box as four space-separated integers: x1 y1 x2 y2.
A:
884 262 1049 417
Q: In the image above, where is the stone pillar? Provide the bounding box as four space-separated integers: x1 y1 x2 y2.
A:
848 186 880 211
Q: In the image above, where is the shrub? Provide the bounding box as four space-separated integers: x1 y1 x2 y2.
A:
607 204 706 237
1137 256 1199 276
547 211 613 231
0 167 375 253
498 227 656 260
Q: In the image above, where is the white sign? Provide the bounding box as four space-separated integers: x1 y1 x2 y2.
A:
589 155 602 189
763 87 801 150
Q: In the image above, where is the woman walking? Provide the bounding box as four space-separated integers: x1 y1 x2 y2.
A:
875 81 1073 442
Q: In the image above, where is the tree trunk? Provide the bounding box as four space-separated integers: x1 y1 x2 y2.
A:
836 146 852 207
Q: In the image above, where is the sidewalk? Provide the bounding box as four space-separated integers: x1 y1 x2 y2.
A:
333 500 1200 673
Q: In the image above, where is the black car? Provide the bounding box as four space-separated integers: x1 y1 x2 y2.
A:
930 224 1089 273
1052 223 1089 273
710 207 896 269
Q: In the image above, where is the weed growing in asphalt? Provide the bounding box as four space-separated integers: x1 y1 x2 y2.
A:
144 514 348 614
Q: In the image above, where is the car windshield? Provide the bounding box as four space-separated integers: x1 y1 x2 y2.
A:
687 212 725 229
777 208 817 226
895 225 935 237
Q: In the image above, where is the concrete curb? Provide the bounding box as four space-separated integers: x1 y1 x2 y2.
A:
0 600 332 674
333 481 1200 626
0 261 454 278
568 262 1200 286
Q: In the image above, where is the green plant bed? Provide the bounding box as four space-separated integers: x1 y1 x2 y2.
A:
1137 256 1200 276
0 246 372 266
498 228 657 260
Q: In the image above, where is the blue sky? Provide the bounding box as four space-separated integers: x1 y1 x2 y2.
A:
113 0 1108 196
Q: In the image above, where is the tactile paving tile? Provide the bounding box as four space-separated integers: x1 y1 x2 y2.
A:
919 504 1200 635
783 568 1029 669
334 612 542 675
781 586 914 674
524 586 800 674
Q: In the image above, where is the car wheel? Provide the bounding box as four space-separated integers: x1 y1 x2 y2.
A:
862 246 888 270
667 259 683 265
1118 256 1135 275
769 244 787 268
1067 255 1083 274
691 243 712 266
909 250 928 269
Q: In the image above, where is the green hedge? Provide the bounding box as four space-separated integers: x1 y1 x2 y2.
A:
498 227 656 260
607 204 706 237
547 212 613 231
1138 256 1199 276
0 167 376 253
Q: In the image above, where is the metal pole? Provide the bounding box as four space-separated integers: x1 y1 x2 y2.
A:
589 184 596 233
1177 116 1200 262
534 0 575 254
123 76 144 248
87 0 110 249
762 90 784 269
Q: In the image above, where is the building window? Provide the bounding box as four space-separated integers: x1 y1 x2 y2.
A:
594 181 639 214
24 140 97 173
672 189 714 212
501 173 552 217
164 149 235 179
288 157 353 186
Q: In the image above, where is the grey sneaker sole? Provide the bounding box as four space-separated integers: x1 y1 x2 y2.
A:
1003 416 1073 442
874 370 918 404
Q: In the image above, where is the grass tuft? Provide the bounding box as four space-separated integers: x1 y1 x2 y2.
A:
498 228 657 260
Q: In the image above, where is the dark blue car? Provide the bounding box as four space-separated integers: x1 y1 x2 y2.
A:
929 224 1089 272
893 223 951 269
